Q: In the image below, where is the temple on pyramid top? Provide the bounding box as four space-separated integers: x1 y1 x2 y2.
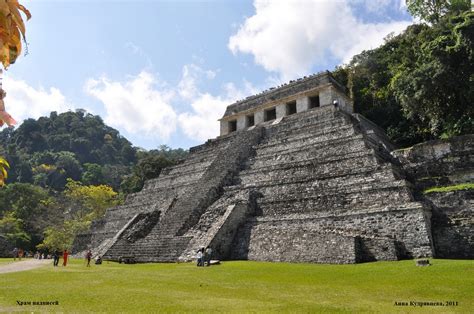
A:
219 71 353 136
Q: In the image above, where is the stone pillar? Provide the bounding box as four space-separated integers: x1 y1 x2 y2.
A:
319 86 333 107
296 96 309 113
237 115 246 131
220 120 229 136
276 103 286 119
254 110 264 125
346 99 354 113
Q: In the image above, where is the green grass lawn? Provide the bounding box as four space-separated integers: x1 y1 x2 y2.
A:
0 258 472 313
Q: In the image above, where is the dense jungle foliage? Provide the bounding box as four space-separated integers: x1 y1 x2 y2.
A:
333 1 473 147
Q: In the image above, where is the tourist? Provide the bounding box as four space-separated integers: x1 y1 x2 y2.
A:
196 248 203 267
95 256 102 265
86 250 92 267
333 99 339 108
205 246 212 266
53 251 59 267
62 249 69 266
18 248 23 261
12 247 18 261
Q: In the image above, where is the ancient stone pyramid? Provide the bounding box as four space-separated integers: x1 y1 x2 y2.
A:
74 72 435 263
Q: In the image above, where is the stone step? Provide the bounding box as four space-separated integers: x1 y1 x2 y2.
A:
264 115 351 140
104 235 192 261
247 146 377 173
151 171 205 189
164 160 213 177
263 115 350 143
122 194 171 209
255 133 365 158
257 124 357 152
240 151 384 182
247 138 370 169
256 184 413 216
239 164 398 189
267 106 340 132
256 178 409 199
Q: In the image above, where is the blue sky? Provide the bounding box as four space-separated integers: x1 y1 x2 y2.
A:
4 0 412 150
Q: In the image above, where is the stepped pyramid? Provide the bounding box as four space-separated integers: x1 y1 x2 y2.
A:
74 71 434 263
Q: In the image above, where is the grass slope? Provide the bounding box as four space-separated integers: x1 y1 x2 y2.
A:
424 183 474 194
0 259 472 313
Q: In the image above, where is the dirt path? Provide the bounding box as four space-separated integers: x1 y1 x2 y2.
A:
0 259 50 274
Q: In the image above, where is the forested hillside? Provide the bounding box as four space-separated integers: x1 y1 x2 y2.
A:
333 1 472 147
0 110 136 190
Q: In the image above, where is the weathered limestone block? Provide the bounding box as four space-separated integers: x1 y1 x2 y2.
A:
255 110 264 125
392 134 474 191
296 96 309 113
231 222 358 264
237 115 246 131
276 103 286 119
425 190 473 259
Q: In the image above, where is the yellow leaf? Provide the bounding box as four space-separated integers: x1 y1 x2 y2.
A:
0 156 8 186
0 0 30 69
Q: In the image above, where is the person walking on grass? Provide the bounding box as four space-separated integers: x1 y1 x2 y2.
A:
18 248 23 261
197 248 206 267
63 249 69 266
86 250 92 267
53 251 59 267
12 247 18 261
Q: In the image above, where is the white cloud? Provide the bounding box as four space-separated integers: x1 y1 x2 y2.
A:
2 76 75 123
178 93 228 141
229 0 412 80
85 64 255 143
85 71 178 140
178 64 216 100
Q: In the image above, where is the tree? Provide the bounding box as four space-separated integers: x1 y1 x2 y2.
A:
391 11 474 138
81 163 104 185
0 211 29 247
37 180 119 251
0 182 59 250
64 179 118 220
37 219 90 251
406 0 471 23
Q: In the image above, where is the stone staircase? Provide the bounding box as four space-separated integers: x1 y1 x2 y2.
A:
100 127 264 262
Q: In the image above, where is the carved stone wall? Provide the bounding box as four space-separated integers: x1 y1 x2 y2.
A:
393 135 474 259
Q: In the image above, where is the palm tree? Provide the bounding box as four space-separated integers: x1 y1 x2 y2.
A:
0 0 30 186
